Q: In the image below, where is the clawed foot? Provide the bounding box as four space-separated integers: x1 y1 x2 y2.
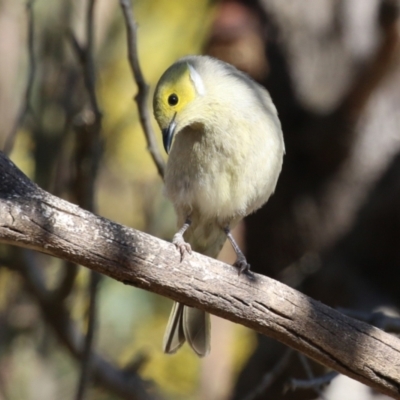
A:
234 254 251 275
224 227 251 275
172 233 192 261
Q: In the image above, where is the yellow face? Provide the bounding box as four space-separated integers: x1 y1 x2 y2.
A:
153 62 196 127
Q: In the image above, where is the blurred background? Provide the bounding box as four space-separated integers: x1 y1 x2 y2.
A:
0 0 400 399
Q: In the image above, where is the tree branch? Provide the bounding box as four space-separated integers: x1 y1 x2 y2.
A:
1 150 400 399
67 1 104 396
119 0 166 179
339 308 400 333
289 371 338 392
3 0 36 155
242 349 293 400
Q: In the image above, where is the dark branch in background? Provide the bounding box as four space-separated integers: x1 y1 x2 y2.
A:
339 308 400 333
1 153 400 400
289 371 338 392
231 2 400 396
242 349 293 400
51 261 79 302
76 273 101 400
119 0 165 179
1 250 157 400
3 0 36 155
296 354 325 398
82 0 102 121
67 1 104 397
243 350 339 399
344 0 400 120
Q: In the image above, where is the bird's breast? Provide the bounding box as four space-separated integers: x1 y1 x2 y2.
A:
164 121 283 224
165 126 240 221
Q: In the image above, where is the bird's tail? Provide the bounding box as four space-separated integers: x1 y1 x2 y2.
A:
163 302 211 357
163 224 226 356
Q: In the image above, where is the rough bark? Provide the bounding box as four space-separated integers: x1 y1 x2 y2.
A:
1 151 400 399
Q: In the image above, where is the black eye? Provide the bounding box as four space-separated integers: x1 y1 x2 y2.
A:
168 93 179 106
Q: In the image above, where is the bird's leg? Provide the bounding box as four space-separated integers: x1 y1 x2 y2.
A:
224 227 250 275
173 218 192 260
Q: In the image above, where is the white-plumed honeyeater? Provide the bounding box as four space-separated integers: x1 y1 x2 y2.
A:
153 55 284 357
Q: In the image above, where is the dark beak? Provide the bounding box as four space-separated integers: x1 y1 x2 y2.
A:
162 114 177 154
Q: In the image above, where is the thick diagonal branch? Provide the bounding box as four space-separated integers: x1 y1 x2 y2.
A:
1 151 400 399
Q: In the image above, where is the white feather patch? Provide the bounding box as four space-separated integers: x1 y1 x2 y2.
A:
188 64 205 96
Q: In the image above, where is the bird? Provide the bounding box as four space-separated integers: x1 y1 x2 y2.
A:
153 55 284 357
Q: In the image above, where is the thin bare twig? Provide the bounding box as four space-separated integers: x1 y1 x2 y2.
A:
3 0 36 155
67 1 104 397
76 271 101 400
338 308 400 333
119 0 165 179
51 261 79 301
296 354 326 398
83 0 102 121
242 349 293 400
289 371 338 391
67 31 103 210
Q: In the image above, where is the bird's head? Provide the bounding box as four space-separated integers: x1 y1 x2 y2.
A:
153 60 206 153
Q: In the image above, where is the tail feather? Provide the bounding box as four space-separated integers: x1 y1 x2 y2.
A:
163 302 211 357
183 306 210 357
163 302 185 354
163 223 225 356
